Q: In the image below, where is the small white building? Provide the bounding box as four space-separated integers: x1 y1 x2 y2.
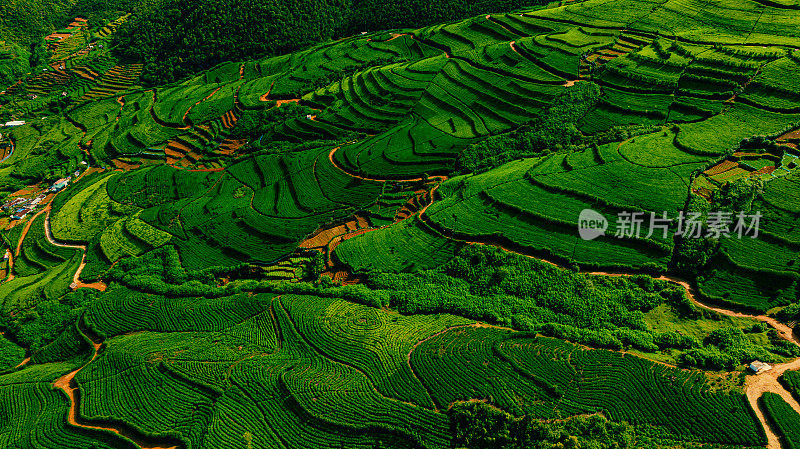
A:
750 361 772 374
49 177 71 192
2 121 25 127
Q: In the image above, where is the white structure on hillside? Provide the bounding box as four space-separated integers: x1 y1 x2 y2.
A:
750 361 772 374
49 177 71 192
2 121 25 127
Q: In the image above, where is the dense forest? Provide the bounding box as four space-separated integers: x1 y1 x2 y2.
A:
0 0 75 46
340 0 540 35
113 0 349 84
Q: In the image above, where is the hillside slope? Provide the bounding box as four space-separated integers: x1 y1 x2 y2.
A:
1 1 800 448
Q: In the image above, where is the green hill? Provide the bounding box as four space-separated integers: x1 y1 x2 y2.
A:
1 0 800 448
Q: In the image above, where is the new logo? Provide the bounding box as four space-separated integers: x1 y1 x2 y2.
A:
578 209 607 241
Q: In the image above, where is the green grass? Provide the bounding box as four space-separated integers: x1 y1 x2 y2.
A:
643 303 761 344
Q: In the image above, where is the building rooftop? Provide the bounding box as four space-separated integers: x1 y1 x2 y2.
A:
750 361 772 374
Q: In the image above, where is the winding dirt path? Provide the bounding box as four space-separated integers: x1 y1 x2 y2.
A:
3 249 13 282
587 271 799 348
588 271 800 448
259 81 275 102
3 171 106 291
182 86 222 126
384 33 408 42
13 355 30 369
54 339 179 449
275 98 300 107
15 208 48 257
661 275 800 449
747 358 800 449
43 210 106 291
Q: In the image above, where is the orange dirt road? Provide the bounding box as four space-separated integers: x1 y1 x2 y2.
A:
43 210 106 291
14 208 48 257
54 340 179 449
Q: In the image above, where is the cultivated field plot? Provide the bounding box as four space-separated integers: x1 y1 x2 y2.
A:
0 290 762 449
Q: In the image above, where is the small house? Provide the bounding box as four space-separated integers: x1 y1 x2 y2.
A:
749 361 772 374
2 120 25 127
11 207 32 220
3 198 26 210
49 177 70 192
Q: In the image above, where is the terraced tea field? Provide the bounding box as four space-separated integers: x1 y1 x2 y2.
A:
2 0 800 448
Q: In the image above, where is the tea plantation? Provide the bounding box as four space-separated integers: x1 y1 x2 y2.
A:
1 0 800 447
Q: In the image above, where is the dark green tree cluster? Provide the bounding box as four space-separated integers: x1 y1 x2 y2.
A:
68 0 139 22
340 0 544 37
113 0 348 85
671 177 761 276
0 0 75 46
678 326 799 370
448 400 730 449
449 401 634 449
0 334 25 370
368 244 675 331
232 102 320 141
362 245 792 367
670 193 716 276
2 289 97 352
0 42 30 89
